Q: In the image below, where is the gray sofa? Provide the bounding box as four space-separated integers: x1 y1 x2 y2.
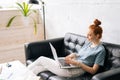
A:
24 33 120 80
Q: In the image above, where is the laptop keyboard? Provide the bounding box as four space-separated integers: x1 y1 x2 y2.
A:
58 59 71 66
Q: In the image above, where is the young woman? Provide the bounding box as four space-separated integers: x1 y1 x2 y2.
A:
27 19 106 77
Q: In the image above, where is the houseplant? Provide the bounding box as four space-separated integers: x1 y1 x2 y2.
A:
6 2 37 34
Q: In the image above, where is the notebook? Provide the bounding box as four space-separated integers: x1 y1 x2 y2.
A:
49 43 78 69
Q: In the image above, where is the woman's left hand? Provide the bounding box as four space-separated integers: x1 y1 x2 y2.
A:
65 58 79 66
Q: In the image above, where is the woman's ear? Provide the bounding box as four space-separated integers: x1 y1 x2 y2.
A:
96 34 100 39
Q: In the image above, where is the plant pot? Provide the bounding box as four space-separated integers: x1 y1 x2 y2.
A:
22 16 30 27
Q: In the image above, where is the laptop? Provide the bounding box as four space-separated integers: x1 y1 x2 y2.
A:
49 43 78 69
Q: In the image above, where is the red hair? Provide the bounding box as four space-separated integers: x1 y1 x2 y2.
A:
89 19 103 39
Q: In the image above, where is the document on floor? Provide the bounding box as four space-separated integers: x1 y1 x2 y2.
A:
0 64 13 80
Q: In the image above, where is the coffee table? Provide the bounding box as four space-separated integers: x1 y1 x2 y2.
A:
0 60 40 80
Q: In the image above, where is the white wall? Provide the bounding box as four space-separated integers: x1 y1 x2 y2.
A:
43 0 120 44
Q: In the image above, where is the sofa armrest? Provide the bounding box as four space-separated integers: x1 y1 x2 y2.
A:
24 37 64 65
91 67 120 80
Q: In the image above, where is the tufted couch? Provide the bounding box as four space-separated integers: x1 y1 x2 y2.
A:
24 33 120 80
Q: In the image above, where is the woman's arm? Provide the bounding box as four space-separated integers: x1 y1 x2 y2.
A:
69 59 99 74
78 61 99 74
65 53 100 74
65 53 77 64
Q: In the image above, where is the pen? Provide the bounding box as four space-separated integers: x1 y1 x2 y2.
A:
0 66 2 74
7 73 13 79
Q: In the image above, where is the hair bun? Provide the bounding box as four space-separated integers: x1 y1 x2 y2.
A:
94 19 101 26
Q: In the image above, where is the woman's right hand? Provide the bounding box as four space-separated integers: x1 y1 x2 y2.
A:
65 53 76 64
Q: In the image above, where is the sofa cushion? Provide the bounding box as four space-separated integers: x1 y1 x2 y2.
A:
48 73 93 80
48 76 67 80
102 42 120 70
38 71 56 80
64 33 87 55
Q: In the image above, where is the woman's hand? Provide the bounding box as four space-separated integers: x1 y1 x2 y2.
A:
65 56 72 64
65 53 77 64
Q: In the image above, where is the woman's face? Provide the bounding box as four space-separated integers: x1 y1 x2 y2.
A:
87 29 98 42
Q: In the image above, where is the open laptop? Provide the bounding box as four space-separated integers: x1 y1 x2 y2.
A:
49 43 78 69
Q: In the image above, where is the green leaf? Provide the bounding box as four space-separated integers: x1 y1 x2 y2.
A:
16 2 33 17
6 2 37 35
34 21 37 35
30 16 37 34
16 3 24 15
33 18 37 35
6 16 17 27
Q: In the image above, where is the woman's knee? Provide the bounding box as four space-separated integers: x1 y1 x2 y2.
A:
37 56 47 61
38 56 50 60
